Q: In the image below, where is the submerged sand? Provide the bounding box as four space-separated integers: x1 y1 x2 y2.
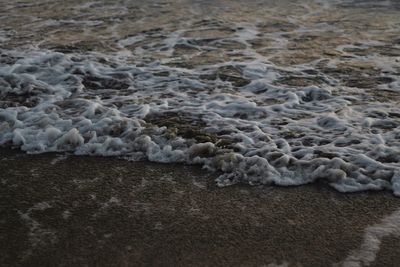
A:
1 149 399 267
1 0 400 194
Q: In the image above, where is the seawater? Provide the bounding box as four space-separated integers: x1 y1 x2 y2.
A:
1 0 400 195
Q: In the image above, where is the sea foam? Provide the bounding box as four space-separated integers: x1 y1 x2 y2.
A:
0 46 399 196
1 0 400 195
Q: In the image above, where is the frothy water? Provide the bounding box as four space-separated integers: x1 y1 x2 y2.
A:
1 0 400 195
340 207 400 266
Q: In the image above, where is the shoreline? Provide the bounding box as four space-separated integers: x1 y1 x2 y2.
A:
1 148 399 266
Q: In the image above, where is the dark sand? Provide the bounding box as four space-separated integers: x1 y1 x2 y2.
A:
1 149 399 267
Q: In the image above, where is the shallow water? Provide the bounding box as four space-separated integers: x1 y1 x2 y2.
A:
1 0 400 194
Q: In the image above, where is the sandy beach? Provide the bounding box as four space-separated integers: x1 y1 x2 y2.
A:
1 0 400 265
1 149 399 266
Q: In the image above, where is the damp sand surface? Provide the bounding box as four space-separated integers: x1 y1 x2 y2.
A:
1 149 400 267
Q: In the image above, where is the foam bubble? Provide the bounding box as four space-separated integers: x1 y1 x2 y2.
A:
1 0 400 195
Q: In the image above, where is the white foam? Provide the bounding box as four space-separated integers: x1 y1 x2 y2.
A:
340 207 400 267
1 3 400 195
118 35 146 47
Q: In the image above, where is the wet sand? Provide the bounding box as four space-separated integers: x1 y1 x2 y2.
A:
1 148 399 267
1 2 400 265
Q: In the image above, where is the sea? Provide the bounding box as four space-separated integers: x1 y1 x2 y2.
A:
1 0 400 195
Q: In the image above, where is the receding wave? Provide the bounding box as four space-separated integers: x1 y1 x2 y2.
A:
1 0 400 195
